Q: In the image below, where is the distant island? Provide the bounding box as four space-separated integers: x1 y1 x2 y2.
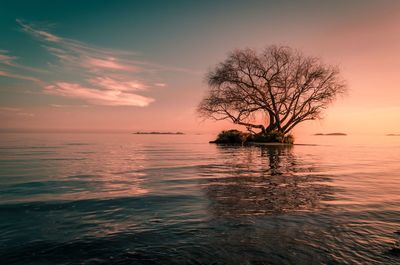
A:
314 133 347 136
132 131 184 135
387 134 400 136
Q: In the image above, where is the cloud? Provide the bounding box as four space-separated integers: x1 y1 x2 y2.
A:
0 107 34 117
1 19 200 107
84 57 139 72
0 50 17 65
16 20 199 74
0 107 21 112
17 19 61 42
45 82 154 107
11 20 159 107
89 77 147 91
16 20 142 74
0 50 48 74
17 112 35 117
154 82 167 87
50 104 88 108
0 70 42 83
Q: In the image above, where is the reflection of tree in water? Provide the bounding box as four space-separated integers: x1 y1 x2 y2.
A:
204 145 334 217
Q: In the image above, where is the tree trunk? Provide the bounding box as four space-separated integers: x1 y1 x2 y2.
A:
265 110 276 132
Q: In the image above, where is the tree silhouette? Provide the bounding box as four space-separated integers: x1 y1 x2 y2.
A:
198 45 347 134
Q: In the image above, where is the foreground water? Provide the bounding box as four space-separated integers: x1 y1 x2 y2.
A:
0 133 399 264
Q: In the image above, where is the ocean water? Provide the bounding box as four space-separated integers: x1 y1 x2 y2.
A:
0 133 399 264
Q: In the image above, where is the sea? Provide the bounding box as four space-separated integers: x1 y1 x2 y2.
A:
0 133 399 264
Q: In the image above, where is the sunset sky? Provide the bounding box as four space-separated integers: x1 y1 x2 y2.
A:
1 0 399 135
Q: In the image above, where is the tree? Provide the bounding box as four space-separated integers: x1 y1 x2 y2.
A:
198 45 347 135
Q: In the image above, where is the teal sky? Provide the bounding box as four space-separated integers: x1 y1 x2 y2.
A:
1 0 400 134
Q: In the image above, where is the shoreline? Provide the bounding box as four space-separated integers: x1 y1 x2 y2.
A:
210 142 318 147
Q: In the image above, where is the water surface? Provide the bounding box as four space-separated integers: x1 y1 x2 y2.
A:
0 133 399 264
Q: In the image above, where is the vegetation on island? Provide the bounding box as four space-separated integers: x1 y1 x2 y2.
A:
210 129 294 145
198 45 347 144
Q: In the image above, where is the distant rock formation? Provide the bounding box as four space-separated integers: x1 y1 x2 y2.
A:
314 133 347 136
132 131 184 135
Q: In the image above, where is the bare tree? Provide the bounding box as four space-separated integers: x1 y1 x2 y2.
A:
198 45 347 135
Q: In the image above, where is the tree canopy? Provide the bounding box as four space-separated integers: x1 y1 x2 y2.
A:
198 45 347 135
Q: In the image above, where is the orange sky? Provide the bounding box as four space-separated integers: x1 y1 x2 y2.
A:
0 1 399 136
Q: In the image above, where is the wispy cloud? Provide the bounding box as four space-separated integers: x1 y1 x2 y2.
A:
89 77 147 92
84 57 139 72
0 19 198 107
50 104 88 108
154 82 167 87
0 50 17 65
15 19 144 75
45 82 154 106
13 19 158 107
0 70 43 83
0 107 35 117
17 19 61 42
0 107 21 112
0 49 48 74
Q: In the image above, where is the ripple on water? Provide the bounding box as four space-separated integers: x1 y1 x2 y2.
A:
0 133 399 264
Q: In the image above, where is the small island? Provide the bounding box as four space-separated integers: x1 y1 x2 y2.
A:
314 133 347 136
387 134 400 136
209 129 294 145
132 131 184 135
197 45 347 145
